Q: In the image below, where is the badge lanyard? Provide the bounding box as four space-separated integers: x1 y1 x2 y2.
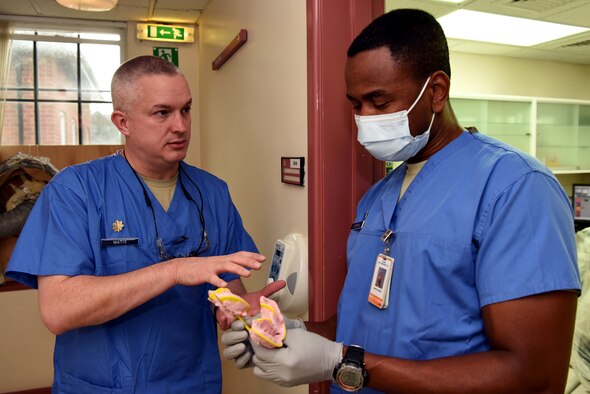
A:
381 229 393 255
368 229 395 309
351 211 368 231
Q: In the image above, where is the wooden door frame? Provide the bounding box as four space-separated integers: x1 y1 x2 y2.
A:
306 0 384 392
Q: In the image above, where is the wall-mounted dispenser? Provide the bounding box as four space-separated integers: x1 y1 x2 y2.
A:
267 233 308 317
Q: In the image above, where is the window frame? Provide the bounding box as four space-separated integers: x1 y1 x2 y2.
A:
0 15 126 145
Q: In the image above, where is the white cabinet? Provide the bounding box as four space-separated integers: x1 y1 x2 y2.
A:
452 98 532 154
536 102 590 172
451 96 590 174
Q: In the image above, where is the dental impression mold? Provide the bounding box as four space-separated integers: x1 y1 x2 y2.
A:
208 288 287 348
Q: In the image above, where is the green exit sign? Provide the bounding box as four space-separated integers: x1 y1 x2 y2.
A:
137 24 195 43
153 47 178 67
149 25 184 40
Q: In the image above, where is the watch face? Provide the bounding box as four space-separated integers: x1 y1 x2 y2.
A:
337 365 364 392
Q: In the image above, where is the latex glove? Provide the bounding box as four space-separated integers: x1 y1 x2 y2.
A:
283 316 306 331
221 318 254 369
252 329 343 387
221 315 307 369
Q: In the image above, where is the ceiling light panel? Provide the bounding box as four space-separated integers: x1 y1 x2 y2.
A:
56 0 118 12
438 9 589 46
494 0 586 14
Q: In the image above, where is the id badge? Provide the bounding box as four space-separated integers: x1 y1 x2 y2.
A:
368 253 394 309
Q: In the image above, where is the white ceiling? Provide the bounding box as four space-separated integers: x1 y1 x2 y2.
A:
0 0 210 24
388 0 590 65
0 0 589 65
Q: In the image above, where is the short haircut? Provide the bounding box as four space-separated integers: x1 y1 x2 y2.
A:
347 8 451 80
111 55 183 112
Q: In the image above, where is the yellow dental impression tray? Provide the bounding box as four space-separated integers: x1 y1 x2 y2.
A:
207 288 286 348
208 287 251 319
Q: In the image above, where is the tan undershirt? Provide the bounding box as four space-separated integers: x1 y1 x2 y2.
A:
399 160 427 200
141 172 178 212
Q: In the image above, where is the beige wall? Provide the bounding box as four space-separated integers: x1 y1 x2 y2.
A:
451 52 590 100
197 0 308 393
0 290 54 392
197 0 308 288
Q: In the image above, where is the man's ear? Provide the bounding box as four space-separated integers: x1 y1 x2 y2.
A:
430 71 450 114
111 110 130 137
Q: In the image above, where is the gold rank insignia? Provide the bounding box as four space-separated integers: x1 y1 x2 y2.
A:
112 220 124 232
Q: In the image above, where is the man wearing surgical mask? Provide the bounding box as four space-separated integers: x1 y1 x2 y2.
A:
354 74 435 163
222 8 580 393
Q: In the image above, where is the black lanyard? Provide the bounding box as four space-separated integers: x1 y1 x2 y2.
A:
122 151 209 259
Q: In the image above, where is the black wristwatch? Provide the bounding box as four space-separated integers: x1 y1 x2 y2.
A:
333 344 368 392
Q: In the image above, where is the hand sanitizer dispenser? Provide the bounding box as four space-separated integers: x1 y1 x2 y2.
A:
267 233 308 317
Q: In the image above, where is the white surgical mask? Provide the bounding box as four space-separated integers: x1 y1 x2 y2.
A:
355 77 435 162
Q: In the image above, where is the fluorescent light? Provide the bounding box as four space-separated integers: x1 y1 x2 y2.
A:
438 9 589 46
56 0 118 12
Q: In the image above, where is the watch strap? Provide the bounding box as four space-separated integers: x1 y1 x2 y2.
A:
344 345 365 367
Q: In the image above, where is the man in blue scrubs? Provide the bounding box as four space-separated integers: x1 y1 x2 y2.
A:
6 55 283 393
224 9 581 393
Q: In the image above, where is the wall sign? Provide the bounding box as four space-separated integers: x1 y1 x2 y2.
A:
137 23 195 43
281 157 305 186
153 47 179 66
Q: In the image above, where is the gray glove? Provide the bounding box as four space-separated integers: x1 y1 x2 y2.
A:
221 318 254 369
252 328 343 387
283 316 307 331
221 315 306 369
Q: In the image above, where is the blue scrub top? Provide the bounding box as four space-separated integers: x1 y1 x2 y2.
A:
6 153 258 394
333 132 580 394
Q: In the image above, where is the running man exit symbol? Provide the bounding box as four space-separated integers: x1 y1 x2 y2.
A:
153 47 179 66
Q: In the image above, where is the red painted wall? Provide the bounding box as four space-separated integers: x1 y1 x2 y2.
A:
306 1 384 392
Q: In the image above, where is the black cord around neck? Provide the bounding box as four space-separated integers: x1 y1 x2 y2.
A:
122 151 160 241
121 150 208 257
179 164 207 254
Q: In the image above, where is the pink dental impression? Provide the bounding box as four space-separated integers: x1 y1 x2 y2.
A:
249 296 286 348
208 288 251 321
208 289 287 348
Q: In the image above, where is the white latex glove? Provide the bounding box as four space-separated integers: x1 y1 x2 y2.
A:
221 315 306 369
252 329 343 387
